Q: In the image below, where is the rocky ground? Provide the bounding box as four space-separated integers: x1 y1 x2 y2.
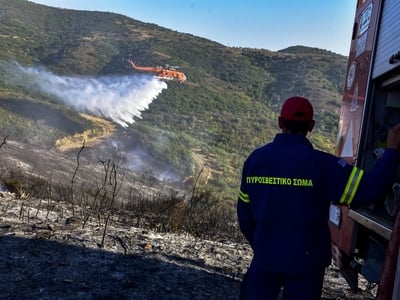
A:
0 191 377 300
0 140 378 299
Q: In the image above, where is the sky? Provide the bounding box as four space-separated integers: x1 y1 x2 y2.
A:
29 0 357 56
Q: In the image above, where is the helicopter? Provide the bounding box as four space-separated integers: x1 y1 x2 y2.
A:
128 59 186 82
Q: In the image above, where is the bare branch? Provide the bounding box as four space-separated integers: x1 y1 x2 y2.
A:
0 135 9 149
70 139 85 215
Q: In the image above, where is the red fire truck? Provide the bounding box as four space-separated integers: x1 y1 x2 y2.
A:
329 0 400 298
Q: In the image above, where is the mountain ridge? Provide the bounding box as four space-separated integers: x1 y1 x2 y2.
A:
0 0 348 197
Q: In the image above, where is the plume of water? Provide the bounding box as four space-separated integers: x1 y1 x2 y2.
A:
2 61 168 127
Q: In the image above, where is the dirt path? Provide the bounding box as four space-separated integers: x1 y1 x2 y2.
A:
55 114 116 152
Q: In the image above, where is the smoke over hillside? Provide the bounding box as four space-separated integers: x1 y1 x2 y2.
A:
0 61 184 184
2 61 167 127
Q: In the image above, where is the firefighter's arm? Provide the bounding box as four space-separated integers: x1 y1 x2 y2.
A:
351 124 400 204
332 123 400 205
325 148 400 206
351 149 400 204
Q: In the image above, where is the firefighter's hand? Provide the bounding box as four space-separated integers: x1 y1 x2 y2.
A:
387 123 400 149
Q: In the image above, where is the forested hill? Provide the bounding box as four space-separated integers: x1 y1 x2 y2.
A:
0 0 348 197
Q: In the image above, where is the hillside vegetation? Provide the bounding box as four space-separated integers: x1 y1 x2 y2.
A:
0 0 348 198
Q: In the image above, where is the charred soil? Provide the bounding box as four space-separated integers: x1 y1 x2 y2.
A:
0 140 377 300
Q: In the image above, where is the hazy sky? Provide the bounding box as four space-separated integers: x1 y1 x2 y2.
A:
30 0 357 56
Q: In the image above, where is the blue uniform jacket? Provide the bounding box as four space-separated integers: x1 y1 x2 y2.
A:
237 133 400 275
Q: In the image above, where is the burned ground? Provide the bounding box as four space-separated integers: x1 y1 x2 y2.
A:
0 192 377 300
0 140 377 299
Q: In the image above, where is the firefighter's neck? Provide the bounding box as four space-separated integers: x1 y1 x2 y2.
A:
281 128 308 136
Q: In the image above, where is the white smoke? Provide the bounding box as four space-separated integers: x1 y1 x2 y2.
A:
2 61 167 127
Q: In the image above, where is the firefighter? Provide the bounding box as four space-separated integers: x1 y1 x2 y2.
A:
237 96 400 300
